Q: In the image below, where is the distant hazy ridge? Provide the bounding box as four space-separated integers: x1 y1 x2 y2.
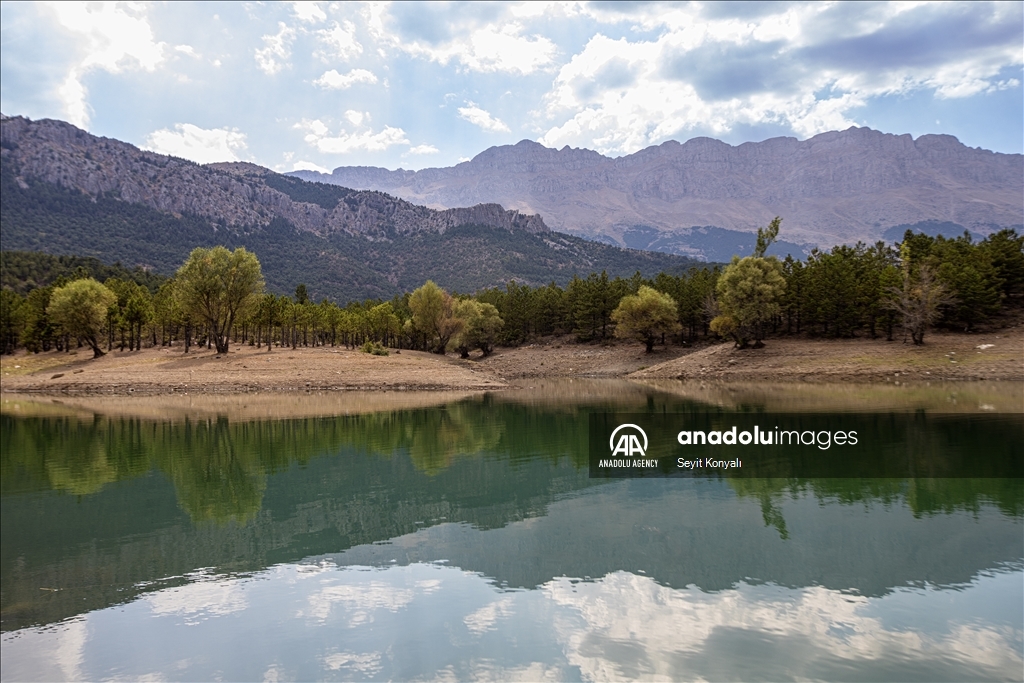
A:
291 128 1024 252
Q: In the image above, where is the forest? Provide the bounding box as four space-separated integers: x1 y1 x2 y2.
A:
1 223 1021 358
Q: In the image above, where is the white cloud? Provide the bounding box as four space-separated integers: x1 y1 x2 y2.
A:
314 68 377 90
146 576 247 624
543 571 1023 681
43 1 165 128
345 110 367 126
305 582 415 625
317 20 362 60
296 119 410 155
255 22 295 75
401 22 557 74
292 160 332 174
464 596 515 634
408 144 440 155
528 2 1024 155
458 103 510 133
322 651 383 675
174 44 199 58
290 1 326 24
144 123 248 164
300 118 330 138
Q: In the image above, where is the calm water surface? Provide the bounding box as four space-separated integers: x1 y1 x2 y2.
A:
1 382 1021 681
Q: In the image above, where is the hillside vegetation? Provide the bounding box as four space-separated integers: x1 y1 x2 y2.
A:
2 224 1020 359
0 159 699 302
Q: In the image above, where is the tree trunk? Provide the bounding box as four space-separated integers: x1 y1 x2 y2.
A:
87 335 105 358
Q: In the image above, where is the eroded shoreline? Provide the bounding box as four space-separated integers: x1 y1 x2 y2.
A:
1 325 1021 399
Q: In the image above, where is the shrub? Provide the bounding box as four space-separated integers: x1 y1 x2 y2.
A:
360 340 389 356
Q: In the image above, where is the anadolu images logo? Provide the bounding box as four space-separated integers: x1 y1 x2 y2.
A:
610 424 648 457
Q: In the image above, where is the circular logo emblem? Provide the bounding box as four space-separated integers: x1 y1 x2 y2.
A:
609 424 648 457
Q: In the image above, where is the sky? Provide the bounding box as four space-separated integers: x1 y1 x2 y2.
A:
1 1 1021 172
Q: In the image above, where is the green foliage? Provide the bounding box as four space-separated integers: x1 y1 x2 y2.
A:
2 177 1020 355
981 229 1024 297
611 285 681 352
0 289 26 354
1 159 222 277
409 281 462 353
174 246 264 354
20 286 56 353
105 278 154 351
0 251 166 296
568 271 632 341
449 299 504 357
753 216 781 258
47 278 117 357
262 173 352 210
360 340 389 356
712 255 786 348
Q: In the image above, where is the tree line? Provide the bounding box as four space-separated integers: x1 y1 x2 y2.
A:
1 224 1022 357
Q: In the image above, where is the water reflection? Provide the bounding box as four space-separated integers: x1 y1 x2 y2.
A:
1 383 1022 681
2 558 1021 682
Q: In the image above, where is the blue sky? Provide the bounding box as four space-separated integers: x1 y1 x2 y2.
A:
2 1 1021 172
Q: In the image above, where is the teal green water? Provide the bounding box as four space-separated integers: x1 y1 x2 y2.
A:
1 384 1022 681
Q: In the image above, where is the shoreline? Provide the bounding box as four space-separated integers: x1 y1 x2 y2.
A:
4 378 1020 423
1 326 1021 397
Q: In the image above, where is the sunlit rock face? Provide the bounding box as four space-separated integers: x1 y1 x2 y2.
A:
293 130 1024 249
0 115 548 239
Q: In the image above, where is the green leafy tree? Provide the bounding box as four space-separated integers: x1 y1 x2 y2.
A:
449 299 504 357
0 289 26 354
931 233 1000 331
611 285 681 352
153 281 186 346
174 246 264 354
47 278 117 357
753 216 782 257
979 228 1024 297
409 280 463 353
780 255 805 334
710 218 786 348
105 278 154 350
367 302 401 347
569 270 627 341
533 282 568 337
711 256 786 348
20 286 56 353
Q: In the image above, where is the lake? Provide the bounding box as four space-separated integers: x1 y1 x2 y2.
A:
1 381 1022 681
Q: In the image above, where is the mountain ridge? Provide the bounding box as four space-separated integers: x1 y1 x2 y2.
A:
289 128 1023 251
0 114 548 239
0 115 700 302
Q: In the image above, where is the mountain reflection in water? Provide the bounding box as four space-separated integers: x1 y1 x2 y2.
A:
1 382 1021 681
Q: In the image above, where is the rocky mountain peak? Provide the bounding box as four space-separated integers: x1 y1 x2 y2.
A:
291 126 1022 250
0 115 549 240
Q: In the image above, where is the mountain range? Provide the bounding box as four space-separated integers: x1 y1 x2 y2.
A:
0 115 698 302
290 129 1023 259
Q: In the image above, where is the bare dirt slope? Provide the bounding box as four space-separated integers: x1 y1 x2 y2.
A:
466 336 693 379
630 327 1024 383
2 327 1021 398
0 345 505 395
